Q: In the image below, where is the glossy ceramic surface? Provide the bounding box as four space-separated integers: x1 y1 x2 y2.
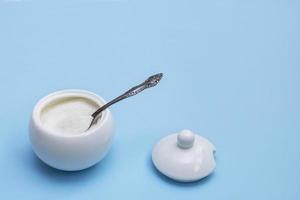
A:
152 130 216 182
29 90 115 171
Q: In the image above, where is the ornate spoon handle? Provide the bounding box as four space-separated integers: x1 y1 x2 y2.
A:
88 73 163 129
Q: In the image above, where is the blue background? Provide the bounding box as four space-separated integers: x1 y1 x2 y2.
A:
0 0 299 199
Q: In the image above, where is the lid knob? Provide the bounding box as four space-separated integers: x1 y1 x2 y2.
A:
177 129 195 149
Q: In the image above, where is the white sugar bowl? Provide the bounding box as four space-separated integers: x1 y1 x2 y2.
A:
29 90 115 171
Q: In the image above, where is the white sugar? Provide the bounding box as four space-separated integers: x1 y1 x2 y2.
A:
40 97 98 134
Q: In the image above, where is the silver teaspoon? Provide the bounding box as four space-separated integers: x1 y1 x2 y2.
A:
87 73 163 130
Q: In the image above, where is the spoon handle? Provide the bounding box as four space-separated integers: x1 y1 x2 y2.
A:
91 82 146 118
89 73 163 127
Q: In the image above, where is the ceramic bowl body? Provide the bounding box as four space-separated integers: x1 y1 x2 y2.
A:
29 89 115 171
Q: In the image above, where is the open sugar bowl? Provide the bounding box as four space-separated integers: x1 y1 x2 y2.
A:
29 89 114 171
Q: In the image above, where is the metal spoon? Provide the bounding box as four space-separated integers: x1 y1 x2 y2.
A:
87 73 163 130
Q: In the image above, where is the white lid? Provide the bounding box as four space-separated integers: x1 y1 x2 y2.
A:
152 129 216 182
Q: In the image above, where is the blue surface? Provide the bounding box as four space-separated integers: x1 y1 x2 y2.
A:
0 0 299 199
